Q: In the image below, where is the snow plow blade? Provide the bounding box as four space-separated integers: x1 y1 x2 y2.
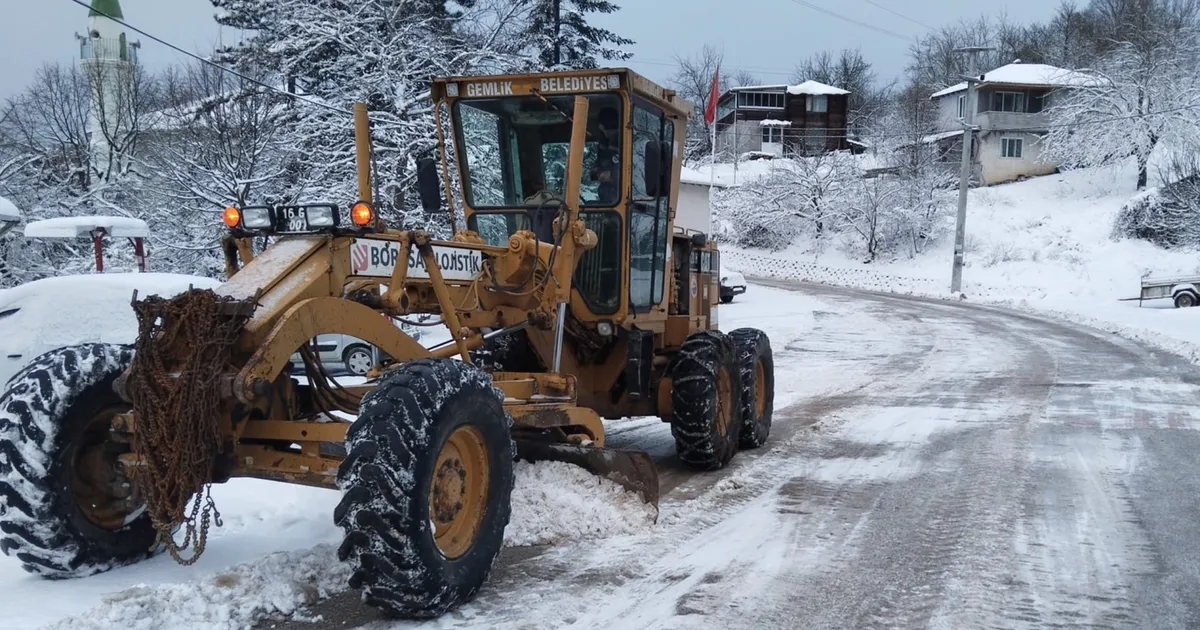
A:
514 440 660 509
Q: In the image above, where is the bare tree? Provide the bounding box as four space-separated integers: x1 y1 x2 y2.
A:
795 48 890 137
671 44 728 160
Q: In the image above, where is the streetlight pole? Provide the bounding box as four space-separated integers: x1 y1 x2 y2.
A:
950 46 992 295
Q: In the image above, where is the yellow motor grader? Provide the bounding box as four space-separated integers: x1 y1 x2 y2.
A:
0 68 774 618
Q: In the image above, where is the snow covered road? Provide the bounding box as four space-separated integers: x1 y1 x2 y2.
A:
9 280 1200 629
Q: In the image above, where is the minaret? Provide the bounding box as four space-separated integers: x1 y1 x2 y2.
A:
77 0 140 180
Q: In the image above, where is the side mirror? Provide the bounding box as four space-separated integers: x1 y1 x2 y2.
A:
645 142 662 197
660 141 673 194
416 157 442 214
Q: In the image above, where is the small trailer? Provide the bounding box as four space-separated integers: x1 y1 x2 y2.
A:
1135 274 1200 308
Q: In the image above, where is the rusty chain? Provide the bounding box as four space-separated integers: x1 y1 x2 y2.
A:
125 288 253 565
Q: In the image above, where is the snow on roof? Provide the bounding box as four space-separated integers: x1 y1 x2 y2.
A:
727 80 850 96
930 63 1103 98
759 119 791 126
0 197 21 223
787 80 849 96
24 215 150 238
680 166 727 188
923 129 964 143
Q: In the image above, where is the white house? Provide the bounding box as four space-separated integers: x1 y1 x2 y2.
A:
928 61 1100 185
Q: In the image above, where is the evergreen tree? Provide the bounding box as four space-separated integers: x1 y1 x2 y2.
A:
525 0 635 70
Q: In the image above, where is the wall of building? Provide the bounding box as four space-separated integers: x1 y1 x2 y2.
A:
676 182 713 234
976 132 1059 185
717 120 767 157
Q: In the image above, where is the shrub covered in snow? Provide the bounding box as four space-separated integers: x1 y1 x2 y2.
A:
1111 175 1200 248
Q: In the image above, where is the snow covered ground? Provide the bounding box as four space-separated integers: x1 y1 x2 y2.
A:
721 162 1200 363
0 284 822 630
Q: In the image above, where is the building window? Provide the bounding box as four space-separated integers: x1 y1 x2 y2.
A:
992 91 1026 113
807 94 828 113
736 92 784 109
1001 137 1023 158
762 127 783 144
957 95 965 119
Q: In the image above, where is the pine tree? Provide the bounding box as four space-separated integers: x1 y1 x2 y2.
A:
525 0 635 70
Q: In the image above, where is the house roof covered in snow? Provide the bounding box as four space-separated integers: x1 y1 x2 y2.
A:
24 216 149 239
680 166 728 188
930 62 1102 99
0 197 21 223
787 80 849 96
724 80 850 96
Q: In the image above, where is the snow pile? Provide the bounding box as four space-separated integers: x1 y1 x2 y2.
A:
45 545 350 630
504 461 657 546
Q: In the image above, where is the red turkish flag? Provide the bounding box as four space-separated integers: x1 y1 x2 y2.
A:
704 66 720 125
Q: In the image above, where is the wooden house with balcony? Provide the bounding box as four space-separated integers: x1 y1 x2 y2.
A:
927 62 1100 185
713 81 851 158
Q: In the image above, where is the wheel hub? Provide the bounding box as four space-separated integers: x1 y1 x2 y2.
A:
716 367 733 437
429 426 489 559
69 405 142 531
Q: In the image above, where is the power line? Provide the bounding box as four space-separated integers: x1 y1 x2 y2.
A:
66 0 351 118
779 0 916 43
856 0 936 31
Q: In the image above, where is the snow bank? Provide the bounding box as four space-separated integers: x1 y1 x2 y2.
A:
504 461 657 547
45 545 350 630
718 162 1200 365
24 215 150 238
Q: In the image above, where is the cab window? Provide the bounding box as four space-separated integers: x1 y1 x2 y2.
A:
629 100 673 312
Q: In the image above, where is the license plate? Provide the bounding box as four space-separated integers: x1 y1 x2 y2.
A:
276 206 308 233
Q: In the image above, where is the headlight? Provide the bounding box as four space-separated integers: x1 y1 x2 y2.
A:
597 322 613 337
242 207 272 229
306 205 336 228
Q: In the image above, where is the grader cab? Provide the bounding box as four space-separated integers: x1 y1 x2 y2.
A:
0 68 774 619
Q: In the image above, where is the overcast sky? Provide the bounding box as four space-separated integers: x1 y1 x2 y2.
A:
2 0 1061 101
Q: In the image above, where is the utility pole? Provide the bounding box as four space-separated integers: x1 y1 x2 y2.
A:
553 0 561 67
950 46 992 294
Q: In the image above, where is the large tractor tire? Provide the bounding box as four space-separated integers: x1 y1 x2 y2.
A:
0 344 157 579
668 330 743 470
730 328 775 449
335 358 515 619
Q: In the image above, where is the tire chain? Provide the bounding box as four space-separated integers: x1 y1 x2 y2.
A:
125 288 254 565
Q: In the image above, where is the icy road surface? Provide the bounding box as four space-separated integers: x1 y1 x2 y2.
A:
8 280 1200 629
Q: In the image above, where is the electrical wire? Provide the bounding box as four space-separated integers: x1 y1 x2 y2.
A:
855 0 936 31
779 0 916 43
66 0 352 118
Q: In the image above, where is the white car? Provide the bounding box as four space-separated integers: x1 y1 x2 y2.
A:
0 273 221 388
289 325 423 377
720 270 747 303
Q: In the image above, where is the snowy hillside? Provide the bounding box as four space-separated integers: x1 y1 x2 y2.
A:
721 162 1200 359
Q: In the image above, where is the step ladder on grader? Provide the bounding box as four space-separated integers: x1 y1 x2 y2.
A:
0 67 775 619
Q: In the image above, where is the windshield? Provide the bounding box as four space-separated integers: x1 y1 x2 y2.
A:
454 94 623 208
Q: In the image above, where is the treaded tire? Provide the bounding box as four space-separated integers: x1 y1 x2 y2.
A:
334 358 514 619
668 330 743 470
730 328 774 449
0 343 158 578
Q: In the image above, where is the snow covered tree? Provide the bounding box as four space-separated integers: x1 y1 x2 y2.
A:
209 0 533 232
1043 30 1200 189
523 0 634 70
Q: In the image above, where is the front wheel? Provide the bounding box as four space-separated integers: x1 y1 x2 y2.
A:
668 330 742 470
0 344 157 579
335 359 514 619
